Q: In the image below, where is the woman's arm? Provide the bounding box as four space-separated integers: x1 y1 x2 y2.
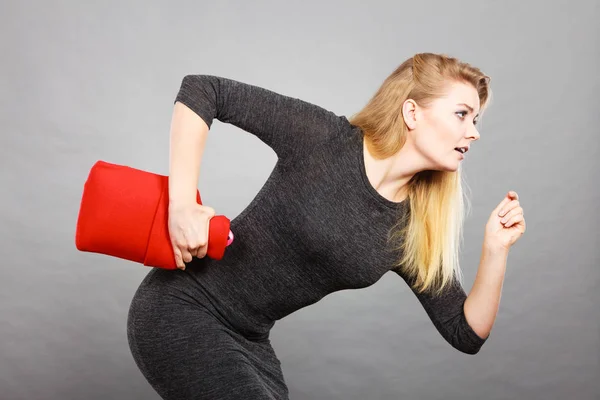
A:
168 101 209 208
394 268 489 355
166 74 348 265
173 74 347 164
463 243 508 340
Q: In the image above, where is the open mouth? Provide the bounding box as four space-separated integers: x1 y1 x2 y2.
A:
455 147 467 154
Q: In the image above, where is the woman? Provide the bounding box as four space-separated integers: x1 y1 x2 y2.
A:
127 52 526 399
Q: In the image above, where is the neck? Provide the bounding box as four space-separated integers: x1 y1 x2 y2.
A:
362 138 421 203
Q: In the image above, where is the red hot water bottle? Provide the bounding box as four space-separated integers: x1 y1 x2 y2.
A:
75 160 233 269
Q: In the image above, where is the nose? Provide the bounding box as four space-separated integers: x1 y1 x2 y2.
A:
468 124 480 141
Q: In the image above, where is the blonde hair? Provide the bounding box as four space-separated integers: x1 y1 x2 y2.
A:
348 53 492 297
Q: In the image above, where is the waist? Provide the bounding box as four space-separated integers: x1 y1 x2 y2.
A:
139 267 275 341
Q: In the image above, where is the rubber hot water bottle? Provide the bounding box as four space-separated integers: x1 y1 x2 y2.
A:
75 160 234 269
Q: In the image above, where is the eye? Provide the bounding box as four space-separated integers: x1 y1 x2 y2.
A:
456 110 478 125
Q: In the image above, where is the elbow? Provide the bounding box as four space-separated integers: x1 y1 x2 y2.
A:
179 74 201 93
447 340 485 355
458 334 488 355
449 329 489 355
457 343 484 355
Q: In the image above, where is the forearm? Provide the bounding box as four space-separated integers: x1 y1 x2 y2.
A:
463 243 508 339
168 101 210 207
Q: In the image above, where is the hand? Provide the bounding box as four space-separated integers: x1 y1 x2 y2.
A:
168 203 216 270
484 191 526 252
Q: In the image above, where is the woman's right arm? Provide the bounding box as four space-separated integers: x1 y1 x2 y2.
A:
167 101 216 269
173 74 347 164
168 101 208 208
166 74 347 268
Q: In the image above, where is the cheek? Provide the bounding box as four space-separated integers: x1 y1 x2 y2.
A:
415 131 443 159
418 118 450 148
415 118 459 161
433 118 463 146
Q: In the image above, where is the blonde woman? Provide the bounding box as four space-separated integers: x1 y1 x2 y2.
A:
127 52 526 399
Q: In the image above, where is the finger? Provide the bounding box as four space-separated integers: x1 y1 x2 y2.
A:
196 244 208 259
190 216 211 259
493 193 513 215
500 207 523 224
187 236 207 256
499 200 521 218
504 214 524 228
495 190 519 215
181 247 193 264
173 247 185 270
186 237 206 260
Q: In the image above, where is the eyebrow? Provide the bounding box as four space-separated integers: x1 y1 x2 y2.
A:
457 103 479 118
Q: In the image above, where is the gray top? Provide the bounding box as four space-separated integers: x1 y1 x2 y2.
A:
172 75 488 354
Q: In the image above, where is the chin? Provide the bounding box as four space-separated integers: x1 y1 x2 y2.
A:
435 163 459 172
427 155 461 172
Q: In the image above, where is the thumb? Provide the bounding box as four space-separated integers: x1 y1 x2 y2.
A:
204 206 216 218
493 191 516 214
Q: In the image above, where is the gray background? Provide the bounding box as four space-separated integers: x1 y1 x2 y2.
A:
1 0 598 399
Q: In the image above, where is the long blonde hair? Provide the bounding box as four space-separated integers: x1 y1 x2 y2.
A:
348 53 492 297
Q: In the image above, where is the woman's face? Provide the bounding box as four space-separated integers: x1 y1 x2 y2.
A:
403 81 481 172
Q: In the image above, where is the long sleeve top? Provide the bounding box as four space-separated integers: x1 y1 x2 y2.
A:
170 74 488 355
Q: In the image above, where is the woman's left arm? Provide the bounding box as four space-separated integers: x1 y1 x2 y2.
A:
395 269 490 355
467 190 526 339
395 191 525 355
463 245 508 340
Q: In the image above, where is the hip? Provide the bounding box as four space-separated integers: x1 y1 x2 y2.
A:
133 266 275 341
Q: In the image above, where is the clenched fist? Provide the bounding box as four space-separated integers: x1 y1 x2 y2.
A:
168 203 216 270
484 191 526 252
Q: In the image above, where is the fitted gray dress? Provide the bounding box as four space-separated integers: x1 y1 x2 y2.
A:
126 75 488 399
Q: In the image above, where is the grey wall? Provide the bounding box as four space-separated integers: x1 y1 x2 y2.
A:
1 0 598 399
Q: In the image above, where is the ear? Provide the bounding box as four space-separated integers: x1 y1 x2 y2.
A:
402 99 418 130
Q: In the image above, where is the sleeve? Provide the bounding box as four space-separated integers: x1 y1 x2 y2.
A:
394 269 489 355
174 74 348 163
